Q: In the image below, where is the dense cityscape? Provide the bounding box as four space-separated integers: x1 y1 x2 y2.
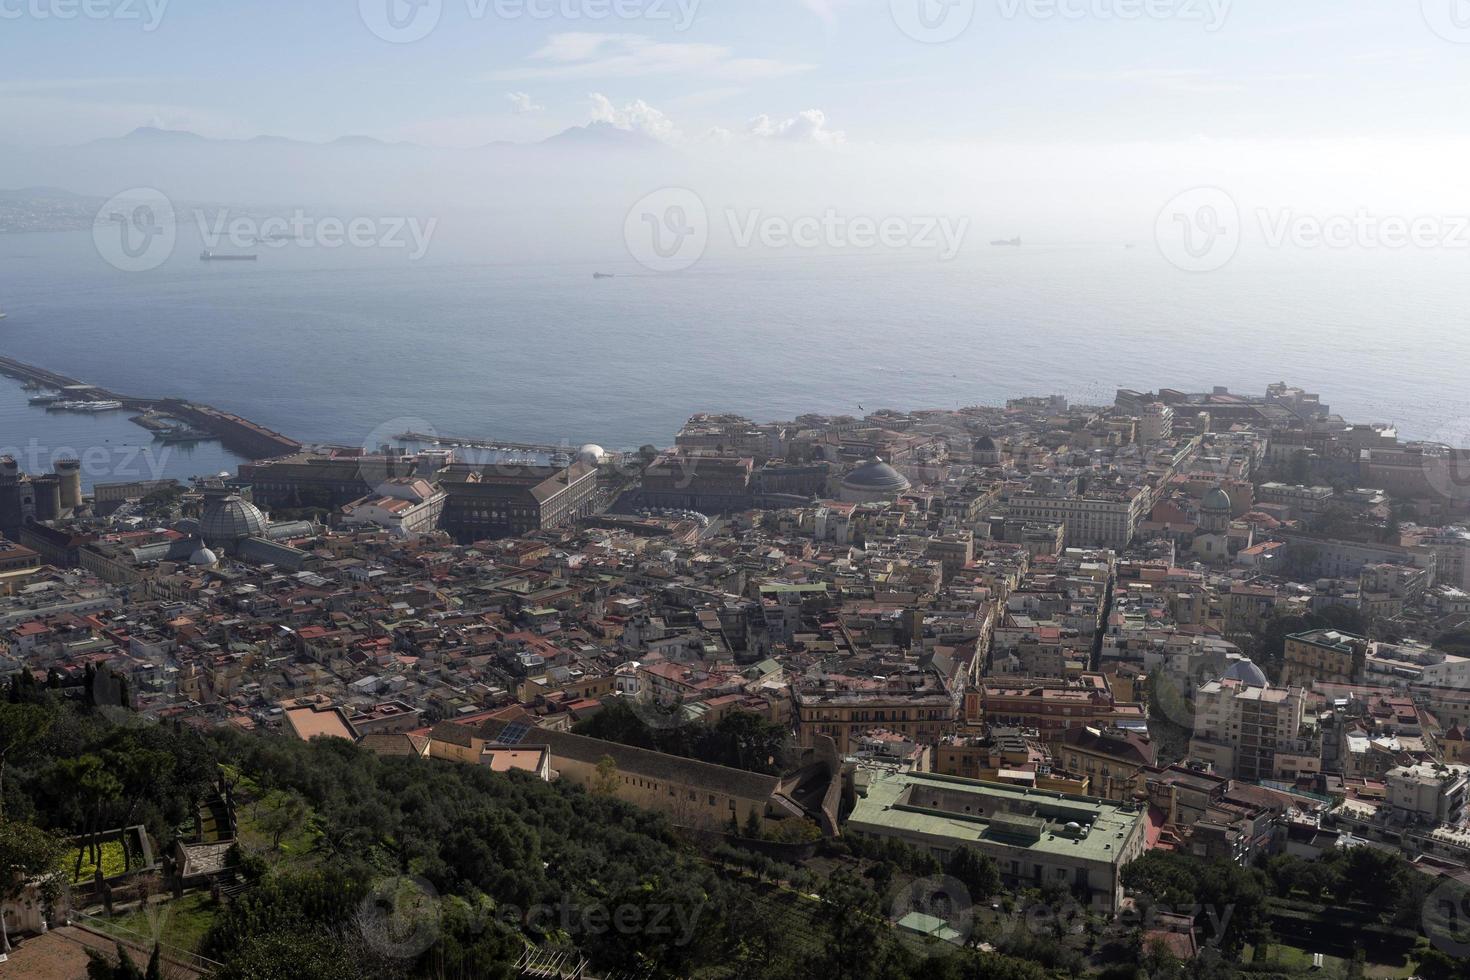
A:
3 378 1470 977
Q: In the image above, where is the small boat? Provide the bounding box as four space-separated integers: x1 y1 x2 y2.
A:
593 272 615 279
0 310 8 321
29 392 63 404
200 250 259 261
990 237 1022 247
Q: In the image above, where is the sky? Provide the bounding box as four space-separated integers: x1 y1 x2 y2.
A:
2 0 1469 150
5 0 1470 258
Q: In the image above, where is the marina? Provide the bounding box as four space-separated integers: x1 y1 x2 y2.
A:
0 353 299 460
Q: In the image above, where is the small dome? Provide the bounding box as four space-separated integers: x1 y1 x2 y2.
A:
200 494 268 544
972 434 997 452
1203 487 1233 512
1223 658 1268 688
841 458 911 496
576 444 607 465
189 546 218 567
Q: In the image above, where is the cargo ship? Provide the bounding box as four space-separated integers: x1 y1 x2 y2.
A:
200 250 258 261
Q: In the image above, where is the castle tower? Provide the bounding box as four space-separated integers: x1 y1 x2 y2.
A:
55 459 82 513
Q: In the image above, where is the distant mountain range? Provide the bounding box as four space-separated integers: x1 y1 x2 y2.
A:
0 121 680 219
85 122 667 153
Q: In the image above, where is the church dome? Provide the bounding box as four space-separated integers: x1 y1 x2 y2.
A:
189 546 218 567
972 434 997 452
1223 658 1268 688
841 458 911 494
200 494 268 544
1203 487 1233 512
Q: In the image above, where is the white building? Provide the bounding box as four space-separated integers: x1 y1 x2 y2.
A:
1386 762 1469 826
340 478 446 538
1188 667 1310 782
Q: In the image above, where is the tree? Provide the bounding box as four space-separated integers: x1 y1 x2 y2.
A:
0 700 54 820
52 754 124 882
256 789 307 851
944 847 1000 902
86 942 146 980
591 755 620 797
0 819 65 954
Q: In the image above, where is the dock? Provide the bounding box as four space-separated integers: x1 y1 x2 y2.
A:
0 354 301 461
395 430 580 457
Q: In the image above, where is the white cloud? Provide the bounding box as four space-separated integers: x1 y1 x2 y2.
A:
490 33 811 83
748 109 845 145
588 93 679 143
506 92 544 114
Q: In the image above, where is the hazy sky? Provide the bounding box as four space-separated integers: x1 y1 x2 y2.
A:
3 0 1469 149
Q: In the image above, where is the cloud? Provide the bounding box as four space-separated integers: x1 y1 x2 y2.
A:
506 92 544 114
749 109 845 145
490 33 811 83
588 93 679 142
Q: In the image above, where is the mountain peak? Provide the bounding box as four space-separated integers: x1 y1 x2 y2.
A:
540 121 666 151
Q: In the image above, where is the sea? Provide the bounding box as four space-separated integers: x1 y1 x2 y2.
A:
3 220 1469 488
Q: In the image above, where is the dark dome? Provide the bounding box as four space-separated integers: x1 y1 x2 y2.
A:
1223 658 1268 688
842 458 911 492
200 494 268 544
973 435 997 451
1203 487 1233 512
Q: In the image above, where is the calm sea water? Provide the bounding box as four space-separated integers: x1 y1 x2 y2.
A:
0 377 244 491
2 222 1469 484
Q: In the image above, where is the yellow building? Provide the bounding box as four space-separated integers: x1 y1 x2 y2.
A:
1282 629 1368 687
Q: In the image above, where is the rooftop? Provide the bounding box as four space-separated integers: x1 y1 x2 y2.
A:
847 769 1144 865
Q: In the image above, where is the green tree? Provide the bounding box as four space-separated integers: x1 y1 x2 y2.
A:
0 700 54 820
256 789 307 851
591 755 620 797
0 819 65 954
944 847 1001 902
